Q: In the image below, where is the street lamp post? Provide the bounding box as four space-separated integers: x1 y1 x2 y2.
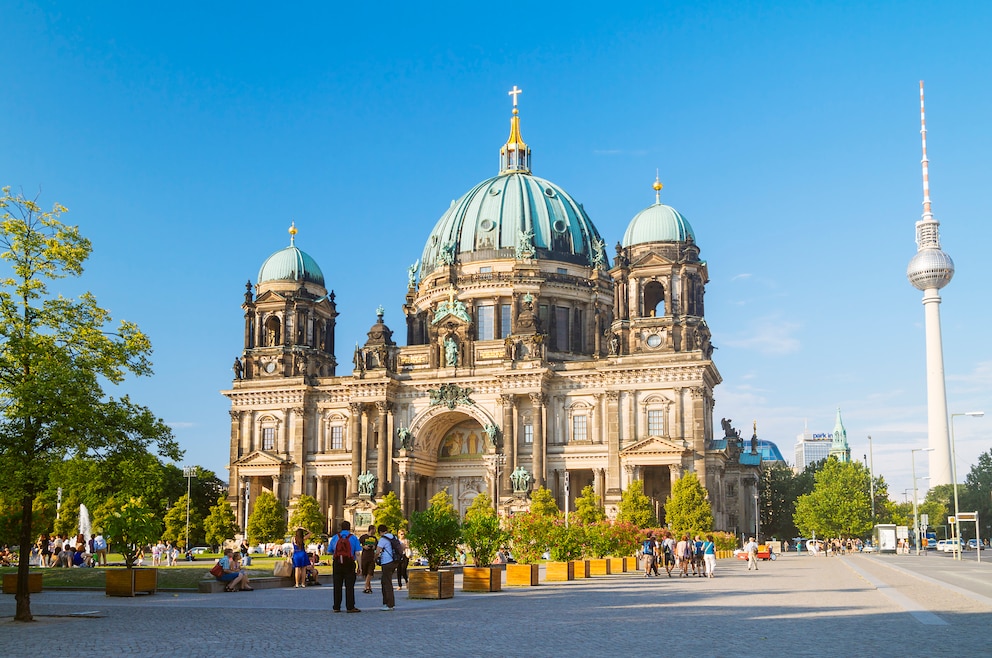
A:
912 448 934 555
753 493 759 541
183 466 197 551
484 453 505 512
950 411 984 560
867 435 876 523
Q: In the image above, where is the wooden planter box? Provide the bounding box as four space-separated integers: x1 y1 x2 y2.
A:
505 563 539 587
571 560 590 578
544 561 574 581
624 556 639 571
608 557 625 573
588 558 610 575
2 572 42 594
105 568 158 597
408 569 454 599
462 566 501 592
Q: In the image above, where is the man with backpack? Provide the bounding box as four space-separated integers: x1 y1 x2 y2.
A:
328 521 363 613
642 532 659 577
375 524 402 611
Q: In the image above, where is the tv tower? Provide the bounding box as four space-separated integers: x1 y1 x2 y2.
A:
906 81 955 487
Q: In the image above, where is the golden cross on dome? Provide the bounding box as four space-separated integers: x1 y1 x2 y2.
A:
508 85 522 109
289 221 297 245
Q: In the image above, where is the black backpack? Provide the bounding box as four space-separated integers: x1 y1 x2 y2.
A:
384 533 403 563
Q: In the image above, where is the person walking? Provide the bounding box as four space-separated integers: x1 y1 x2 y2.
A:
376 524 399 611
745 537 759 571
641 532 658 577
702 534 716 578
396 529 410 590
662 531 676 577
292 527 311 588
358 525 377 594
329 521 362 613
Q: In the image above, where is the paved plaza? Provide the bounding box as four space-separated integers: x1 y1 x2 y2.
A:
2 552 990 656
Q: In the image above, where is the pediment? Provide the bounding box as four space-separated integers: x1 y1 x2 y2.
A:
620 436 686 457
235 450 290 468
253 290 287 304
629 252 673 269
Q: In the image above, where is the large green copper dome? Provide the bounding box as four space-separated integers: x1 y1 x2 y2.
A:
420 172 608 275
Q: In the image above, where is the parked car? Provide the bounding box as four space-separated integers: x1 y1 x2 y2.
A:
862 544 876 553
190 546 210 554
938 539 964 552
967 539 984 550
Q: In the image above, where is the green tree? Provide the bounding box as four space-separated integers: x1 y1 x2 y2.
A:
407 489 461 570
373 491 407 534
529 486 559 516
247 491 286 543
574 485 605 524
289 495 325 536
461 493 507 566
665 472 713 537
963 450 992 539
0 188 178 622
616 479 657 528
162 494 202 548
761 463 805 539
794 457 875 538
203 495 238 550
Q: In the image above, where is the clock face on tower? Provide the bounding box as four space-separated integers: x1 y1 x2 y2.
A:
265 362 277 373
646 334 662 348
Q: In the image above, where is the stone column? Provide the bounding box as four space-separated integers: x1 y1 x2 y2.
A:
595 468 606 507
229 410 242 466
530 393 546 489
592 393 603 444
376 401 390 496
606 391 620 495
292 406 305 498
689 387 707 483
272 474 282 507
500 395 515 495
349 403 364 497
673 386 684 442
238 476 248 532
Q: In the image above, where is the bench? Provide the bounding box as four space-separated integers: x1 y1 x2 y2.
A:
198 576 294 593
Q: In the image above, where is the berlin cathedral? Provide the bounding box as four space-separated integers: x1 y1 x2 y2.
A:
223 88 762 535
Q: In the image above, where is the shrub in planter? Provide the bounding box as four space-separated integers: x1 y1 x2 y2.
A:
407 489 461 571
461 493 508 567
508 512 552 564
103 497 162 569
548 519 584 562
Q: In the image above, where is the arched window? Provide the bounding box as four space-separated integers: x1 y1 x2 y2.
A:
643 281 665 317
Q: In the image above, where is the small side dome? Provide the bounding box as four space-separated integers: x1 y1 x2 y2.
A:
622 203 696 247
257 223 325 286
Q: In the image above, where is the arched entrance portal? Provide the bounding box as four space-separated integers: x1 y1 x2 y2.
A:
405 405 499 517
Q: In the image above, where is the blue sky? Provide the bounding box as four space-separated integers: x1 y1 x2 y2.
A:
2 1 990 503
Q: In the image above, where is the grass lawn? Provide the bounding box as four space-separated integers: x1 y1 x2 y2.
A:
1 554 286 590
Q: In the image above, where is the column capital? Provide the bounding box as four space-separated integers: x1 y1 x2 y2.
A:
499 394 517 407
605 390 619 402
375 400 392 414
529 392 546 406
349 402 365 415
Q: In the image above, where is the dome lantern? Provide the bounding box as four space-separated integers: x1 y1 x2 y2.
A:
499 85 531 175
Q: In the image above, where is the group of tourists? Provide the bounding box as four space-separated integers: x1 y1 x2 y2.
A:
327 522 409 613
31 532 106 568
641 531 717 579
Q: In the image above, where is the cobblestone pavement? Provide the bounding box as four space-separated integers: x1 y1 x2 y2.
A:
2 552 990 657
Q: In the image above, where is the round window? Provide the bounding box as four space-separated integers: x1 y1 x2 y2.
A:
544 188 556 198
646 334 662 348
480 219 495 231
489 187 501 196
552 219 567 233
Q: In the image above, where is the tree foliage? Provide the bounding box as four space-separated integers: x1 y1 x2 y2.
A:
407 489 461 571
461 493 508 566
794 457 877 538
247 491 287 543
962 449 992 539
665 472 713 537
616 479 657 528
162 494 202 547
203 496 238 550
0 188 179 621
529 486 559 516
574 485 605 524
289 495 325 537
103 497 162 568
508 511 553 564
373 491 407 534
